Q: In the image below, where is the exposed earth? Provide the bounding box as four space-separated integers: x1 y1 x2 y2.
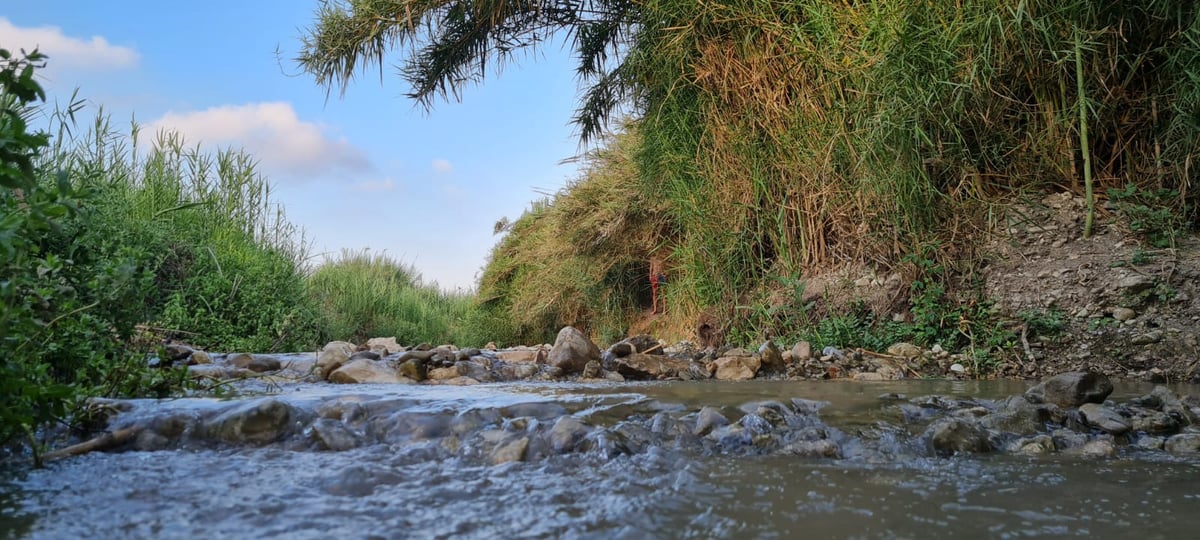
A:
735 191 1200 384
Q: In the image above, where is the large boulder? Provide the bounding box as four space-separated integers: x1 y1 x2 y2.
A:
317 341 356 379
1025 371 1113 408
547 326 600 374
614 353 692 380
713 355 760 381
328 359 412 384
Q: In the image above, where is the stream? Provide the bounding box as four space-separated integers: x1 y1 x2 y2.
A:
2 372 1199 539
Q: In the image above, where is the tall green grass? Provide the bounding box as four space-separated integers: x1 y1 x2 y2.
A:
476 124 672 345
462 0 1200 347
43 116 325 352
307 249 480 346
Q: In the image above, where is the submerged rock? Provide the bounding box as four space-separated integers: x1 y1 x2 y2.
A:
1024 371 1113 408
547 326 601 375
490 436 530 464
924 418 992 456
693 407 729 437
204 399 298 446
549 416 590 453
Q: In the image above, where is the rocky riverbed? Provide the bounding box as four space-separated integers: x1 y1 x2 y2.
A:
4 372 1200 539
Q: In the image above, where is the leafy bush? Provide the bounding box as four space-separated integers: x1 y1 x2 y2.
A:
1 49 180 447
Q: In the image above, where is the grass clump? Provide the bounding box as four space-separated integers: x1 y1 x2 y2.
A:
307 249 475 346
476 124 672 346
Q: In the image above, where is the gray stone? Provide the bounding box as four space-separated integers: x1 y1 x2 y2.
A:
189 350 212 365
227 353 254 368
1013 435 1056 455
608 342 635 358
582 360 602 379
614 353 692 380
1135 436 1165 451
547 326 601 375
791 341 812 362
924 418 992 456
246 356 281 373
1131 330 1164 345
694 406 729 436
1118 274 1154 293
427 366 460 380
853 372 885 382
758 341 785 372
1025 371 1113 408
1079 403 1131 435
397 359 427 381
623 335 662 355
784 439 841 458
1111 307 1137 321
397 350 437 363
349 350 381 362
317 341 355 379
1129 408 1179 435
887 342 922 358
365 337 402 355
164 342 195 361
980 396 1048 434
1073 438 1116 458
455 360 492 381
1165 433 1200 454
549 416 589 453
713 355 760 381
490 437 530 464
309 418 360 451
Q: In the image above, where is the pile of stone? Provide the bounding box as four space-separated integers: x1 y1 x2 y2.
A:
167 326 1009 385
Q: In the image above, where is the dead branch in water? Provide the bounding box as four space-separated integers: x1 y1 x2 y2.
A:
41 427 141 463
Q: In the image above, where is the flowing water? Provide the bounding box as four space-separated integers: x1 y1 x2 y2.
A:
2 374 1198 539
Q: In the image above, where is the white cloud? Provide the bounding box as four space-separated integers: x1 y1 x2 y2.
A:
432 158 454 174
353 178 397 192
148 102 372 179
0 17 138 71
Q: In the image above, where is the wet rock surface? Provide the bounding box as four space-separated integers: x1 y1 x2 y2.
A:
70 372 1200 467
9 377 1200 540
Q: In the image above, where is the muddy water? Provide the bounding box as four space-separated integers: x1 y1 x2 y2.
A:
2 379 1199 539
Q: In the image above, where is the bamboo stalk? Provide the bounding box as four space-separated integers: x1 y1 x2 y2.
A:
1076 30 1095 239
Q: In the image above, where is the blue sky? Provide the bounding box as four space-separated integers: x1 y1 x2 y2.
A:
2 1 587 291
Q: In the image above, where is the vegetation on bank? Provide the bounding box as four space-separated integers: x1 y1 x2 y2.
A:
0 49 478 448
300 0 1199 364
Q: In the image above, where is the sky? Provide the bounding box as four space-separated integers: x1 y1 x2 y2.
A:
1 1 587 291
